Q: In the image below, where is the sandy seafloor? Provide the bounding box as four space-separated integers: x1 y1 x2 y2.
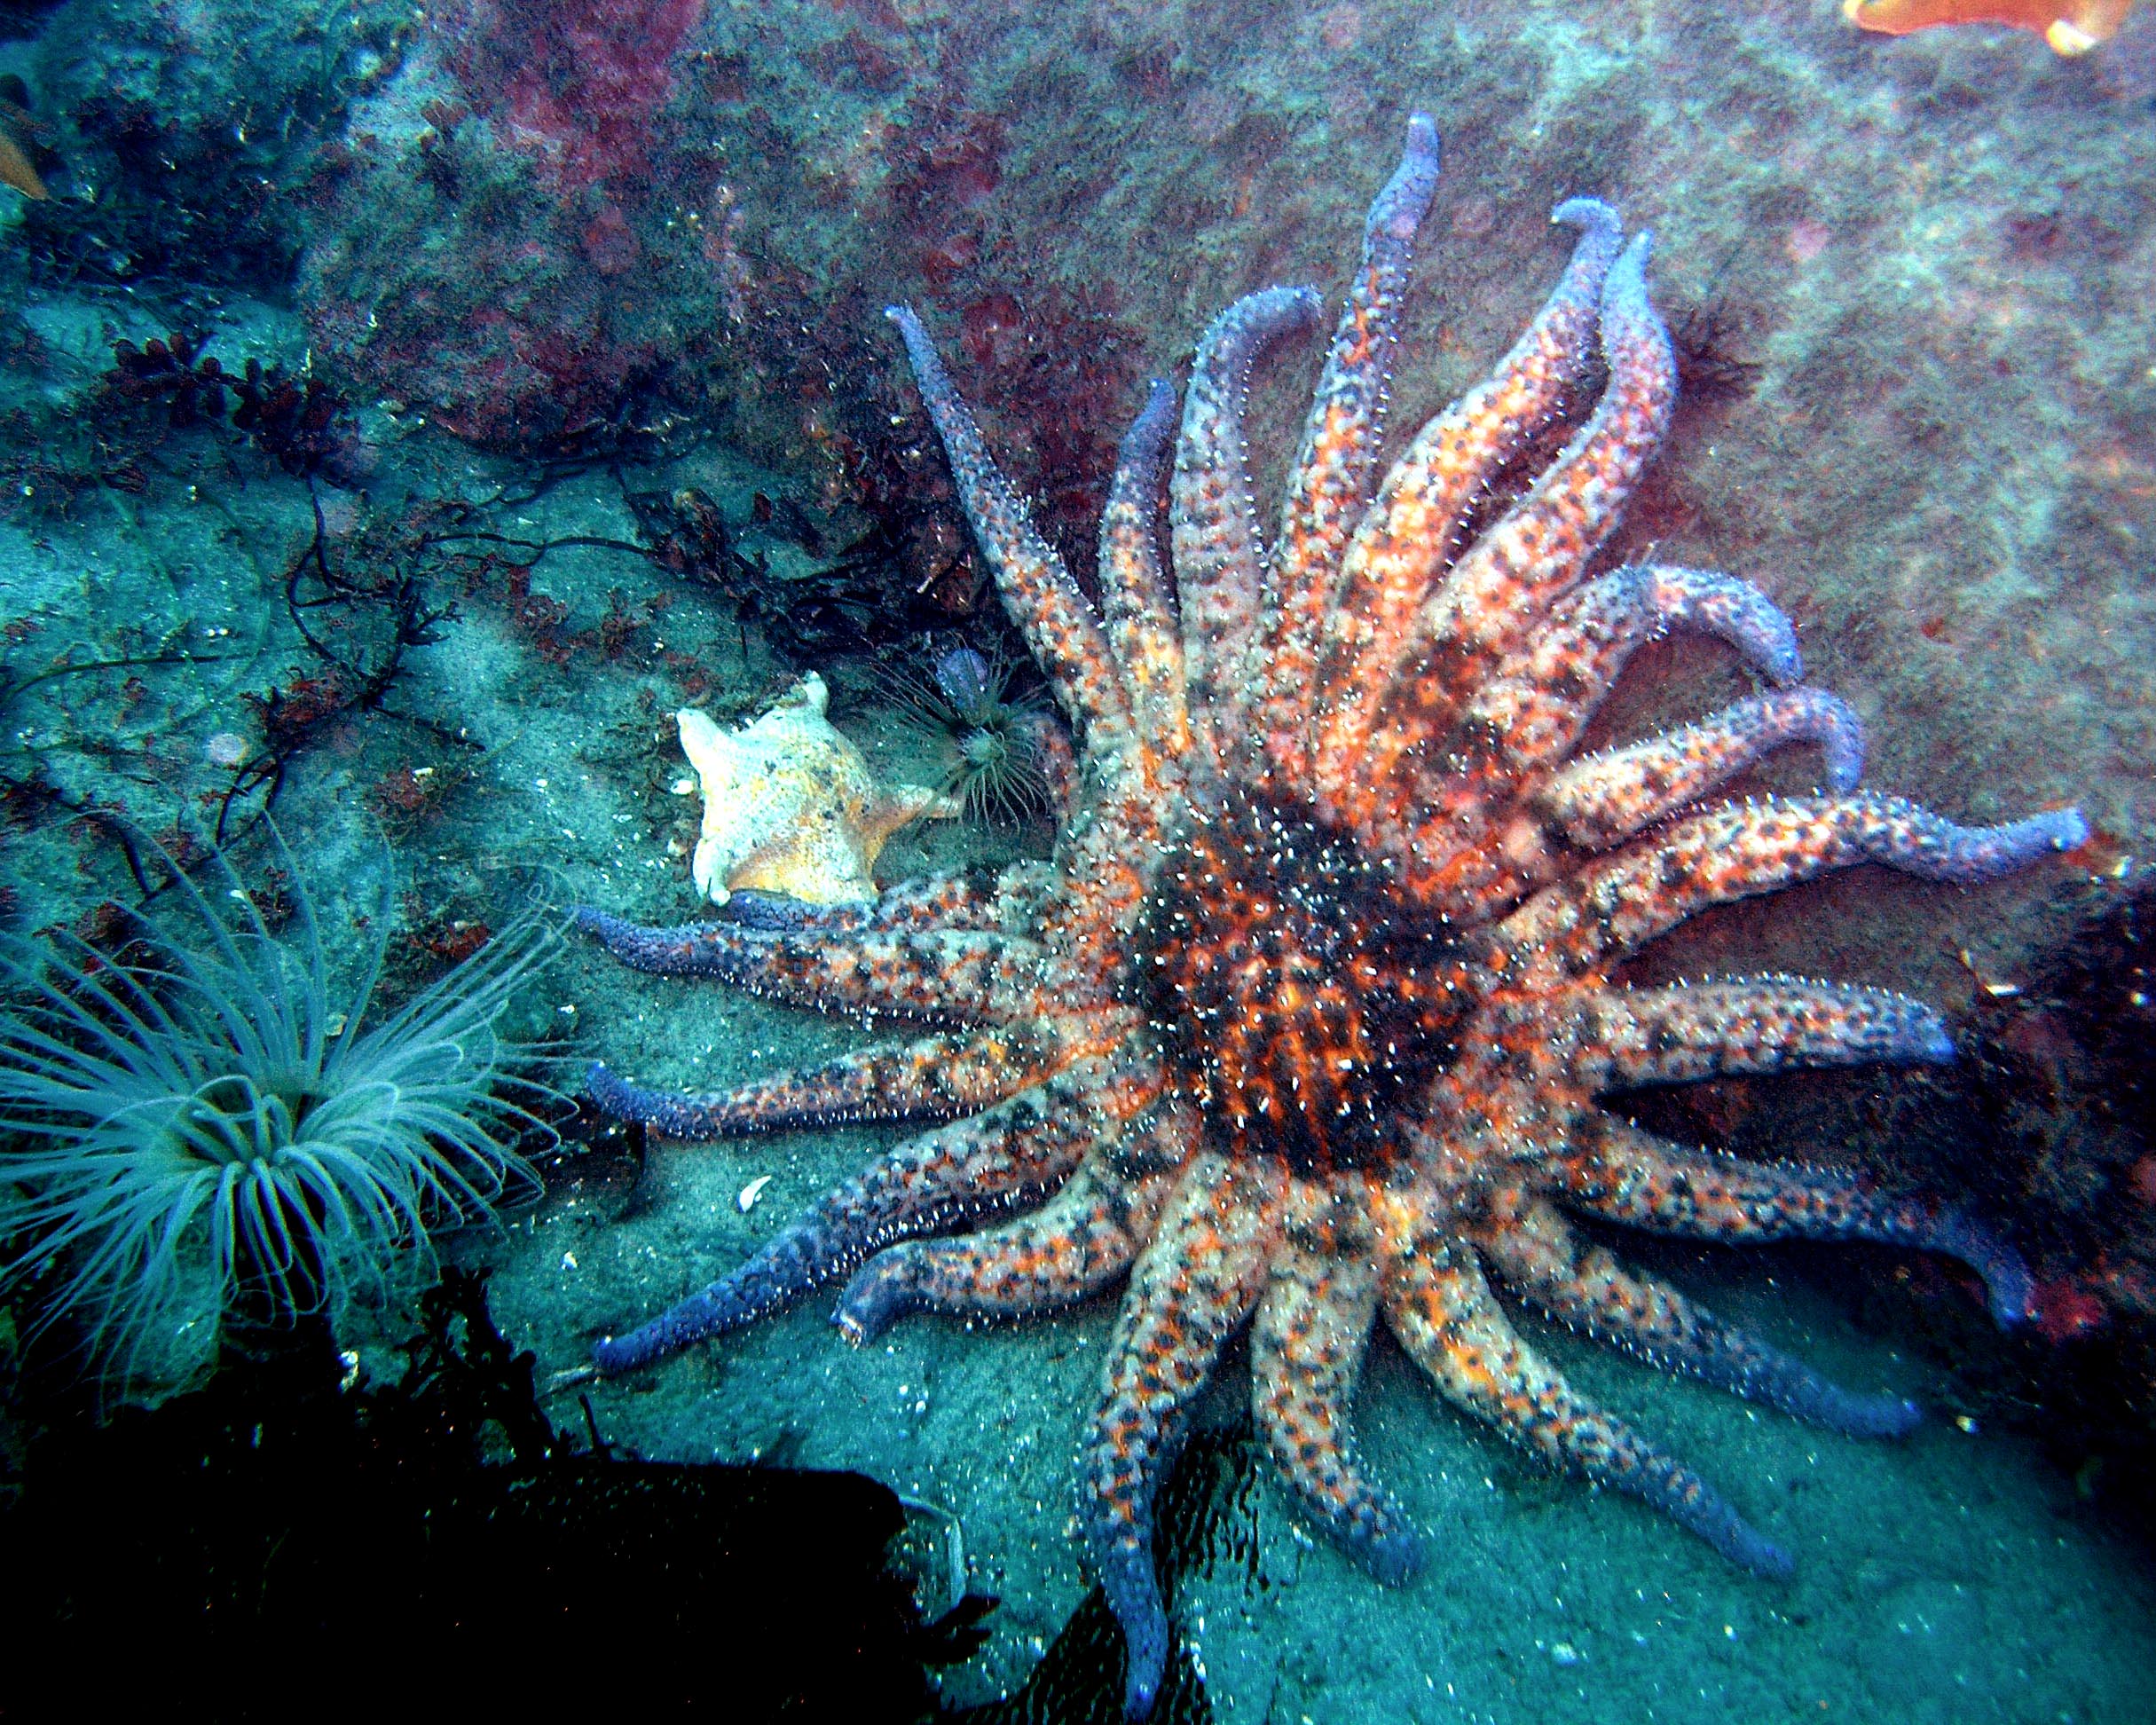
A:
4 0 2156 1718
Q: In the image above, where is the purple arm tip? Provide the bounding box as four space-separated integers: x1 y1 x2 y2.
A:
1596 233 1670 390
1551 195 1622 240
1642 1466 1793 1579
584 1060 723 1139
1894 804 2090 885
1609 230 1656 297
1923 1208 2037 1328
1368 114 1442 243
2045 807 2092 853
886 303 941 374
1644 566 1806 687
1196 287 1324 392
569 903 621 942
1811 691 1867 793
1830 1392 1925 1441
1115 378 1179 488
1748 619 1804 687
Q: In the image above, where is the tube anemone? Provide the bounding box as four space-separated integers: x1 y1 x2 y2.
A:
0 833 562 1396
884 641 1058 826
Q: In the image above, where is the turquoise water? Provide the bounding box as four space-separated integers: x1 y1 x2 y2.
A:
4 2 2155 1719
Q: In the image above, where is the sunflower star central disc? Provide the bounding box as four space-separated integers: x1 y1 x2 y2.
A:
574 111 2082 1720
1136 785 1467 1173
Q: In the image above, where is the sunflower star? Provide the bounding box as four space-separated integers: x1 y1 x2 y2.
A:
574 114 2082 1717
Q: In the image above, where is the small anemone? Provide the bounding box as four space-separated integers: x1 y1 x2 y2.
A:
0 831 563 1398
884 641 1056 826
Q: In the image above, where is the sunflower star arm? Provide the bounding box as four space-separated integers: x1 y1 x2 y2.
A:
1552 978 1953 1087
580 1023 1071 1141
1098 378 1192 755
1394 567 1803 879
1438 981 1952 1148
571 906 1021 1022
1557 1116 2036 1327
1250 1238 1422 1582
1365 235 1677 823
718 863 1051 934
1537 688 1866 851
1467 563 1806 789
1479 1196 1921 1438
1080 1150 1287 1719
589 1069 1133 1374
1380 1234 1792 1576
1171 283 1322 748
885 304 1131 741
1035 793 1191 993
1366 570 1820 922
1304 196 1623 792
1636 564 1806 682
834 1153 1175 1343
1496 792 2089 984
1255 114 1444 760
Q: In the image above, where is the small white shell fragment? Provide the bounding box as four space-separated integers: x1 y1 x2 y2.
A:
1957 948 2024 999
671 776 697 796
738 1174 775 1213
